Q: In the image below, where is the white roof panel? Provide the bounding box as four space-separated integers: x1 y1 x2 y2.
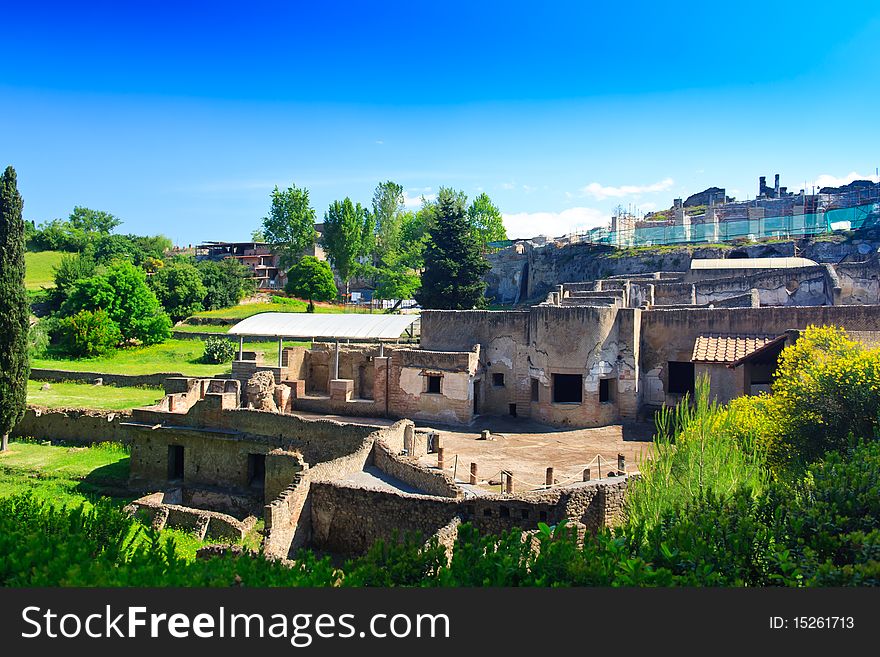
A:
690 257 818 270
228 312 419 341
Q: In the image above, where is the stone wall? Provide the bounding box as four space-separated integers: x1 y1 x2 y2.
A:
372 440 460 498
12 407 131 444
308 476 630 556
640 304 880 406
262 420 411 559
29 368 176 388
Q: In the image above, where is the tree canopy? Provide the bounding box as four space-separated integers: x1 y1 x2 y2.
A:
62 260 172 345
149 260 208 322
322 197 371 296
415 188 490 309
261 183 317 268
467 192 507 251
0 166 29 451
284 256 338 312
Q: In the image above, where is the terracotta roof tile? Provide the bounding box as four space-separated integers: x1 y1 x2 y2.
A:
692 334 780 363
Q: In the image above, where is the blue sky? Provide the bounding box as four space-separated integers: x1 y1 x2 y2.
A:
2 1 879 243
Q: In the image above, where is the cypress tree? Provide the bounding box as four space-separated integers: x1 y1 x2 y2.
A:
416 188 490 309
0 166 29 451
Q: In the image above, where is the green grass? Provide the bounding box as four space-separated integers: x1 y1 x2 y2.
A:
190 300 375 322
173 323 233 333
0 441 261 559
27 380 164 410
24 250 65 290
32 337 310 376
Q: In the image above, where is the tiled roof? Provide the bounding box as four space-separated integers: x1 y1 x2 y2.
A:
692 334 780 363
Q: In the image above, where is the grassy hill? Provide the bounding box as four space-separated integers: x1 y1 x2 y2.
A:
24 250 65 290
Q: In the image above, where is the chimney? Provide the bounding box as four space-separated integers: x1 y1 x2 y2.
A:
759 176 766 197
774 174 780 197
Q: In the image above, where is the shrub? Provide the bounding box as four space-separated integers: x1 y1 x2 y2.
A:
55 309 122 357
202 336 236 363
626 375 769 529
62 260 172 345
770 325 880 466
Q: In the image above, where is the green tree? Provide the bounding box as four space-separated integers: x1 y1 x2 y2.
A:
68 206 121 234
322 197 370 298
197 258 255 310
149 261 207 322
416 188 490 309
56 309 123 357
0 166 30 451
467 192 507 251
63 261 172 345
261 183 317 268
52 250 97 298
370 181 404 263
284 256 338 312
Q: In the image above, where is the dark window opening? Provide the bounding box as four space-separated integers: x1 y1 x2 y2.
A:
667 361 695 395
539 510 548 522
520 509 530 520
499 505 510 518
508 403 517 417
552 373 583 403
167 445 184 481
749 363 775 386
247 453 266 489
599 378 615 403
483 508 493 517
492 372 505 387
426 375 441 394
530 378 539 402
465 505 474 516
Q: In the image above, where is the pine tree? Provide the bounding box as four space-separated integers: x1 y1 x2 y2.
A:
0 166 30 451
416 188 490 309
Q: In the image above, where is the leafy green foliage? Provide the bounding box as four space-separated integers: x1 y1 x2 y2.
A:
285 256 338 312
467 192 507 252
626 375 769 528
56 309 123 357
62 260 172 345
0 166 30 445
197 258 254 310
770 325 880 465
149 261 207 321
202 336 236 364
52 250 97 298
416 188 490 309
321 197 371 294
68 206 122 234
261 183 317 268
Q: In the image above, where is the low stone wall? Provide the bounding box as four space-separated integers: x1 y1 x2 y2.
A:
12 407 131 444
262 421 411 559
372 440 460 498
29 368 180 388
308 475 630 556
128 492 257 541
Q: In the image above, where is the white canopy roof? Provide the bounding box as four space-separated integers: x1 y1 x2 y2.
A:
228 312 419 341
690 257 818 270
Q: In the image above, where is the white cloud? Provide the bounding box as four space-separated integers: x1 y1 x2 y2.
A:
375 140 384 145
813 171 879 189
502 207 609 240
522 184 537 193
500 182 516 190
579 177 674 200
403 189 436 209
639 202 657 212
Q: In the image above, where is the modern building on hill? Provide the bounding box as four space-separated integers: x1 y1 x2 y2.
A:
196 230 326 291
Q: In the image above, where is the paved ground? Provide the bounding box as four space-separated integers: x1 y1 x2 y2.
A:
290 409 656 495
341 466 426 494
413 417 654 494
